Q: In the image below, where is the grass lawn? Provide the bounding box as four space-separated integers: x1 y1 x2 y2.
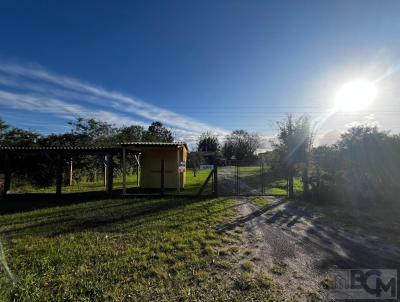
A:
8 167 300 198
10 174 140 194
225 165 302 197
265 178 303 196
0 196 278 301
10 170 211 196
248 197 277 207
182 169 212 195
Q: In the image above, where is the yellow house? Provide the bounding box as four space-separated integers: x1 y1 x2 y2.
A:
120 142 188 191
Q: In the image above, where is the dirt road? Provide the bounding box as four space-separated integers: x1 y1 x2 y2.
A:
218 196 400 300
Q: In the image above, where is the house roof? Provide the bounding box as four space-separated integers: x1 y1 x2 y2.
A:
0 142 188 153
0 146 120 154
0 146 117 150
120 142 188 150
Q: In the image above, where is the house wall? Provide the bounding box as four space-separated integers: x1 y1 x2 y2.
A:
140 146 187 189
180 146 187 187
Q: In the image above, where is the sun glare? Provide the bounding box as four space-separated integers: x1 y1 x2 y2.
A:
334 79 377 112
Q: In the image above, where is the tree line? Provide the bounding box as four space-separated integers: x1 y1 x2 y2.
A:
2 114 400 216
0 118 174 187
0 118 174 147
193 115 400 213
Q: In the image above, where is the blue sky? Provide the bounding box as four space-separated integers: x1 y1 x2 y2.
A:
1 0 400 147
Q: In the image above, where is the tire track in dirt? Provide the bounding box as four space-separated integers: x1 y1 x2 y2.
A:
218 196 400 301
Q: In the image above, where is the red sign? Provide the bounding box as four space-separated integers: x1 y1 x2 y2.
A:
178 161 186 172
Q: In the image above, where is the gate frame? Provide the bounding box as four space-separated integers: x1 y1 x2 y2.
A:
217 160 288 197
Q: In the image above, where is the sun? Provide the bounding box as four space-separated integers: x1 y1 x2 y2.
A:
334 79 377 112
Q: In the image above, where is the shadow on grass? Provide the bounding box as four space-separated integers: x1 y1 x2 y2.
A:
0 195 213 239
0 187 203 215
0 191 113 215
216 199 286 232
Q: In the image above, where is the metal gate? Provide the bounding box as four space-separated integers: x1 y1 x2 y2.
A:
217 161 287 196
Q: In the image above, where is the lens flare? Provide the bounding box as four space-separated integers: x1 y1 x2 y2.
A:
334 79 377 112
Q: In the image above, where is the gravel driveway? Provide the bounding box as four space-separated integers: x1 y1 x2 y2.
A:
218 196 400 300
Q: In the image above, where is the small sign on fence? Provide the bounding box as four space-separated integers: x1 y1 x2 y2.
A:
178 161 186 172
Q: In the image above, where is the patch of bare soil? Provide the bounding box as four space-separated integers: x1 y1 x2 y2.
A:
218 196 400 301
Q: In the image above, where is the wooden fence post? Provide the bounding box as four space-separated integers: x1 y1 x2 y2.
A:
122 147 127 194
55 154 63 197
4 152 11 195
106 154 114 196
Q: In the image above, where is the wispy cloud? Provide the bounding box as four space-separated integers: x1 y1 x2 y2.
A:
0 90 142 126
344 113 381 129
0 61 228 145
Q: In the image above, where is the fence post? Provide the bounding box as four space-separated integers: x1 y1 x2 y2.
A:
260 163 263 195
122 147 127 194
237 165 240 195
213 165 218 197
235 165 239 195
3 152 11 196
160 159 165 196
55 154 63 197
316 167 321 201
106 154 114 196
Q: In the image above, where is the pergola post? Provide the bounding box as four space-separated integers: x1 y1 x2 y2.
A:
55 154 63 197
69 157 73 186
122 147 127 194
135 154 140 187
176 146 180 194
106 153 114 196
4 152 11 195
104 155 108 188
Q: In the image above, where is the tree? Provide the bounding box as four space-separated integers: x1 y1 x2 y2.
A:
187 151 204 177
38 133 87 147
116 125 145 142
68 118 117 146
312 125 400 206
143 121 174 142
0 117 10 133
197 131 219 153
0 118 10 147
273 115 313 198
223 130 260 161
2 128 41 147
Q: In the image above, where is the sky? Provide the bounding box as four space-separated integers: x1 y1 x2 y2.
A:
1 0 400 149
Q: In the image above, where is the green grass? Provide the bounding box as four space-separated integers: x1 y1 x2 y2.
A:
249 197 271 207
183 169 212 195
10 174 140 194
265 188 287 195
266 178 303 196
224 165 302 196
271 261 287 275
10 170 211 196
9 167 301 198
241 261 254 272
0 196 279 301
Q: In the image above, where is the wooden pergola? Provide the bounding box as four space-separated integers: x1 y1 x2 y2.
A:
0 146 121 196
0 142 188 197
